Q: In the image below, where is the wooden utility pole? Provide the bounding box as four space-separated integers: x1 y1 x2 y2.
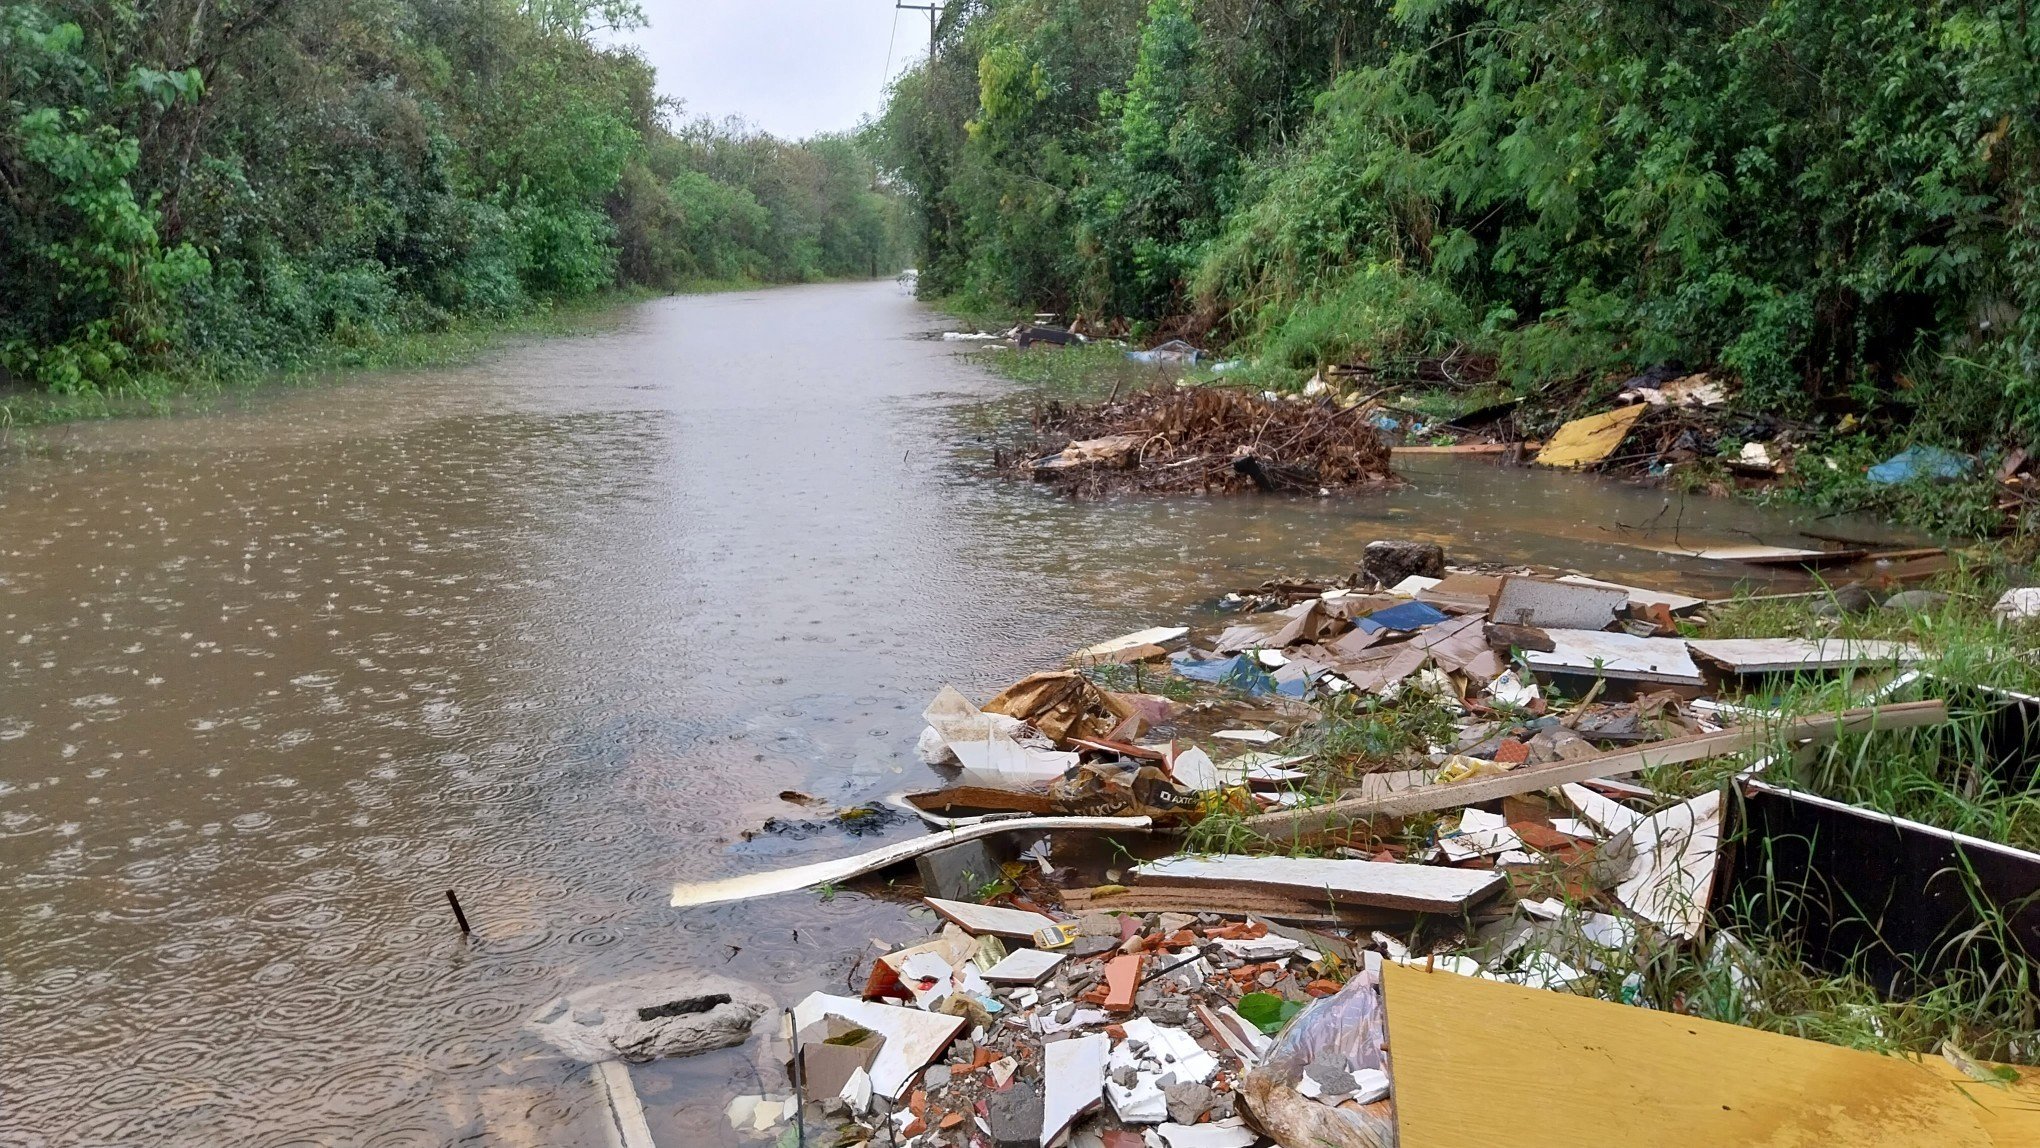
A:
897 1 942 58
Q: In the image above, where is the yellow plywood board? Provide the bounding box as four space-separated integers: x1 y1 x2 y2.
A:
1907 1055 2040 1144
1382 960 2020 1148
1533 403 1648 468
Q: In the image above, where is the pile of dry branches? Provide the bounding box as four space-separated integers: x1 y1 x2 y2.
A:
1015 385 1398 496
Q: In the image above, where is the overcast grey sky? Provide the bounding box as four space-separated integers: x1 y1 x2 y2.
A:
622 1 926 139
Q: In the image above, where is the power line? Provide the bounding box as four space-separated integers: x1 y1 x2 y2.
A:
895 1 941 60
879 1 902 98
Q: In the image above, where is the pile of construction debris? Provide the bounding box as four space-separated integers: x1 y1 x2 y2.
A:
1017 386 1396 497
643 542 2040 1147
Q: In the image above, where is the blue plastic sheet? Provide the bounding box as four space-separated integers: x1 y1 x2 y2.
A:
1867 445 1973 485
1168 652 1301 697
1356 600 1448 634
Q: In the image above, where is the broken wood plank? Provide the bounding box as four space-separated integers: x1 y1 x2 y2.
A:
1243 701 1948 844
1381 960 2015 1148
1132 854 1504 914
670 816 1153 907
923 897 1058 939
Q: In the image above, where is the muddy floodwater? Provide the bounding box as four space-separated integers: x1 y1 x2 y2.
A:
0 282 1919 1145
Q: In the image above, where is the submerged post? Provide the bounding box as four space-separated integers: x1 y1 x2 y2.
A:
445 889 472 935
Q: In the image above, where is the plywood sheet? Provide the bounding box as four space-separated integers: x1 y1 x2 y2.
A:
1133 854 1502 914
1524 629 1704 686
1687 637 1920 673
1555 574 1706 615
1533 404 1648 468
1382 960 2003 1148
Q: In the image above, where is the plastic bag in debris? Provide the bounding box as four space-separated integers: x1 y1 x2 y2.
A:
1240 970 1396 1148
1125 339 1200 365
1260 968 1386 1076
1867 445 1973 485
1170 652 1284 696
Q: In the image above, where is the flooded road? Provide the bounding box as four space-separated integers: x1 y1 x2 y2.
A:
0 282 1913 1145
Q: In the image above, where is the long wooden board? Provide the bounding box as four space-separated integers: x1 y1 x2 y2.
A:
1242 701 1947 844
670 816 1153 907
1381 960 2032 1148
1057 886 1402 926
1132 855 1503 914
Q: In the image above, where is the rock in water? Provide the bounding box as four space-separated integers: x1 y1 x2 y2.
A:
526 972 773 1062
1361 540 1445 588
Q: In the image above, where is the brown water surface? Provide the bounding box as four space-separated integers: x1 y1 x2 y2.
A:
0 282 1916 1145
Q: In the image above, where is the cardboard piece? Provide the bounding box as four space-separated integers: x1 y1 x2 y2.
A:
1533 405 1648 469
791 993 966 1100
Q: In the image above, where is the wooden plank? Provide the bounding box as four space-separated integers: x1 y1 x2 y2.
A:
1524 629 1705 686
1381 960 2004 1148
1687 637 1920 673
1132 854 1503 914
1243 701 1948 844
592 1061 655 1148
1647 541 1867 566
670 816 1153 906
923 897 1058 939
1390 443 1516 455
1057 886 1400 926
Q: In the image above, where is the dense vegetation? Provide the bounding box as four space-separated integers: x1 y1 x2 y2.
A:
877 0 2040 444
0 0 907 396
